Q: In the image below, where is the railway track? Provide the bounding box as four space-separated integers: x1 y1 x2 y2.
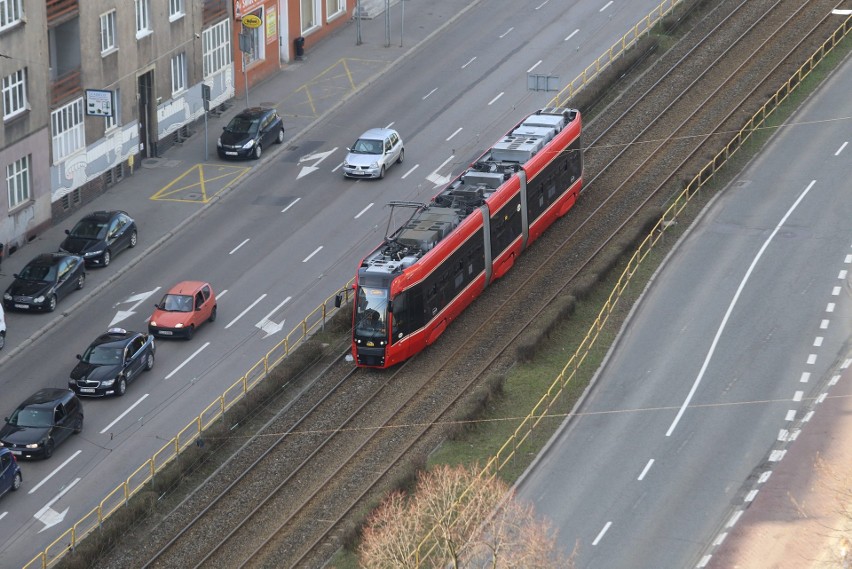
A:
98 1 844 568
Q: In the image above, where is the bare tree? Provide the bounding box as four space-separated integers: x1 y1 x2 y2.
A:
359 464 575 568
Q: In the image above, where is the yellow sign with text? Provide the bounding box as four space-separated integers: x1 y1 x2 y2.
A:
242 14 262 28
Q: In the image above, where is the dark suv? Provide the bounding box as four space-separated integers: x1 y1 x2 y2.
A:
217 107 284 160
0 389 84 459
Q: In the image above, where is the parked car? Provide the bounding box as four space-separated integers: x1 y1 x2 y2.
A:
0 448 22 497
69 328 155 397
342 127 404 179
59 210 138 267
149 281 217 340
2 253 86 312
0 304 6 350
217 107 284 160
0 389 83 459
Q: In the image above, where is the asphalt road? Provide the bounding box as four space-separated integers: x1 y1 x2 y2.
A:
516 35 852 568
0 1 668 566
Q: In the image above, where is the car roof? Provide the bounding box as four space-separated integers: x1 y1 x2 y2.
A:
357 128 398 140
166 280 210 295
88 328 139 348
27 252 78 266
235 107 275 119
77 210 129 222
19 388 75 408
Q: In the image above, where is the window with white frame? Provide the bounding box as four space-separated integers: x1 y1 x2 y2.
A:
6 154 30 210
2 67 26 120
51 97 85 163
100 10 117 54
170 52 187 95
300 0 320 33
202 19 231 78
0 0 22 32
169 0 184 21
135 0 151 38
326 0 344 20
244 10 265 64
105 88 119 130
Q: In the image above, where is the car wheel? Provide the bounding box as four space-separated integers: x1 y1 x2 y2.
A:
397 148 404 164
102 250 111 267
0 332 5 350
276 128 285 144
117 377 127 396
379 165 386 179
44 439 55 459
209 305 217 322
76 273 85 290
47 295 58 312
185 325 195 340
11 471 21 491
73 416 83 434
145 351 155 371
129 230 138 248
254 144 262 160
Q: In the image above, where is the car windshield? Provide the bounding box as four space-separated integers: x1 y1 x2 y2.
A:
351 138 382 154
8 407 52 428
160 294 193 312
226 116 259 135
355 287 388 337
70 220 108 239
18 263 56 282
82 345 123 365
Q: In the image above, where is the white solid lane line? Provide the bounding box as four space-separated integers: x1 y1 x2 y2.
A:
165 342 211 380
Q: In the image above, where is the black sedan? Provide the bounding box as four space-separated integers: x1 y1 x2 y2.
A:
0 388 84 459
3 253 85 312
69 328 155 397
59 210 138 267
217 107 284 160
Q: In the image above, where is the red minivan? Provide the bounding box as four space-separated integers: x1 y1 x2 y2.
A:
148 281 217 340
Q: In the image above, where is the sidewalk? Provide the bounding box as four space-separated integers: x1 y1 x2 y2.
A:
0 0 482 365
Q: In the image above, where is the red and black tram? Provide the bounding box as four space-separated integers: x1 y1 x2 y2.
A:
352 107 583 368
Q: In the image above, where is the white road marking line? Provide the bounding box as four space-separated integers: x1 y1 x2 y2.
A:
461 56 476 69
422 88 438 100
564 29 579 41
592 521 611 545
527 60 542 73
600 0 614 12
281 197 301 213
101 394 150 434
355 203 374 219
229 239 250 255
165 342 210 379
836 141 848 155
401 164 419 179
303 246 323 263
820 319 829 329
800 372 810 383
499 27 514 38
807 354 817 364
827 302 836 312
814 337 823 347
488 92 504 106
226 295 267 329
28 451 81 495
786 410 796 421
446 128 463 141
637 458 654 480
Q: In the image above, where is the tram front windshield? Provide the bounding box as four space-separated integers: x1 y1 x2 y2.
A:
355 286 388 339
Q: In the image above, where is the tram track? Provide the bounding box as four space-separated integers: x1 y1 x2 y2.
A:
96 1 846 568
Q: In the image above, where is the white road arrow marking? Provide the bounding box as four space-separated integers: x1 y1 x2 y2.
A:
110 287 161 327
427 154 455 188
35 477 80 532
256 296 291 338
297 147 338 179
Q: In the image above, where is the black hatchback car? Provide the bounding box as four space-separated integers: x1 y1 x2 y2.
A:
217 107 284 160
3 253 86 312
69 328 155 397
0 389 83 459
59 210 138 267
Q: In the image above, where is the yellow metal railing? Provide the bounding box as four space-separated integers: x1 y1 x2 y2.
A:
410 8 852 567
23 282 355 569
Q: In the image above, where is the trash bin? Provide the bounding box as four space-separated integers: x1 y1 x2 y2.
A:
294 36 305 59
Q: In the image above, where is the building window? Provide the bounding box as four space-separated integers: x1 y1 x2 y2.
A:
244 10 265 65
51 97 85 163
202 19 231 78
6 154 30 210
169 0 184 21
2 67 26 120
170 52 187 95
0 0 22 32
326 0 345 20
135 0 151 38
105 88 119 131
100 10 117 54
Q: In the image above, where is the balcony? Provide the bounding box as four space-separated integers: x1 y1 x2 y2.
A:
51 67 82 107
47 0 78 26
